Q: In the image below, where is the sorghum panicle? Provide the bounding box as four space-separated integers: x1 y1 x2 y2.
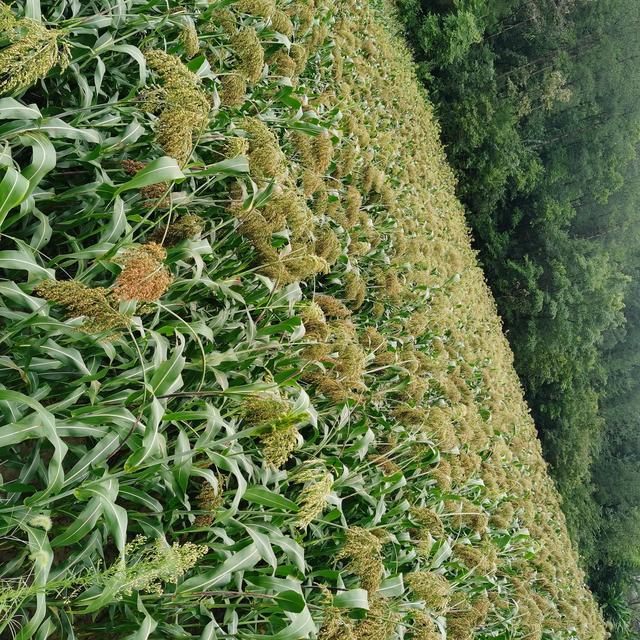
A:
353 596 400 640
220 73 247 107
180 23 199 59
242 116 285 178
295 467 333 528
0 7 70 96
144 50 211 164
35 280 129 334
406 571 450 613
231 28 264 84
337 527 384 593
113 243 173 302
149 214 204 246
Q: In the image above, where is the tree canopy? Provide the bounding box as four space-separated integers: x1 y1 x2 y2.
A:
397 0 640 634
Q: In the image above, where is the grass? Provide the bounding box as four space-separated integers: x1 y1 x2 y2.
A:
0 0 606 638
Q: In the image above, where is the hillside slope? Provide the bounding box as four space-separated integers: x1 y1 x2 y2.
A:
0 0 605 638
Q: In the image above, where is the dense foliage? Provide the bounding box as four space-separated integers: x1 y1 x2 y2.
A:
0 0 606 638
394 0 640 631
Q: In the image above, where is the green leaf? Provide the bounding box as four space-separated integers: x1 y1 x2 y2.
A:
30 207 52 250
21 133 57 197
51 498 103 548
124 398 165 470
250 179 277 210
187 156 250 178
0 246 54 279
63 432 121 486
100 497 128 554
0 418 45 448
107 118 145 149
221 381 280 396
178 544 261 593
274 590 305 613
246 526 277 569
333 588 369 610
199 620 220 640
129 599 158 640
115 156 185 195
429 539 452 569
267 534 306 574
112 45 147 83
150 337 185 397
38 118 101 143
378 574 405 598
0 390 67 496
41 339 90 375
266 609 316 640
118 486 162 513
25 0 42 21
0 166 30 229
246 575 303 593
12 527 52 640
243 486 299 512
99 196 129 244
256 317 302 337
173 428 192 495
0 98 41 120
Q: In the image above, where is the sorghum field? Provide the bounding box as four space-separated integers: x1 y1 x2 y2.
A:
0 1 606 638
